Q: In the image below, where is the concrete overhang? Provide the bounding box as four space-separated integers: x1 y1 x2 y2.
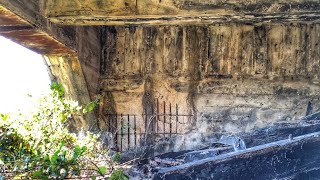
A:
42 0 320 25
0 2 76 55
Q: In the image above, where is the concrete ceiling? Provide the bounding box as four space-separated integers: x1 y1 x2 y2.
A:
0 0 319 54
0 0 319 26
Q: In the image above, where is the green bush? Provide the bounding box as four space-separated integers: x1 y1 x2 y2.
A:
0 83 124 179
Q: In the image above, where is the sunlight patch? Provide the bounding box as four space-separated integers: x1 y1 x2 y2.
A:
0 36 51 113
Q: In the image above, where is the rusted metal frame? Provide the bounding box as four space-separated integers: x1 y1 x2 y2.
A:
156 99 159 134
134 115 137 147
163 101 166 138
120 114 123 151
176 104 178 134
143 114 193 116
169 103 172 137
127 114 130 150
151 103 154 132
120 132 180 135
107 103 192 151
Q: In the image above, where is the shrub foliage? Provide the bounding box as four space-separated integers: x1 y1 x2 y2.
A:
0 83 126 179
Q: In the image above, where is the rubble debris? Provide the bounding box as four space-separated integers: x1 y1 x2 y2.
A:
153 131 320 179
126 118 320 179
219 135 246 151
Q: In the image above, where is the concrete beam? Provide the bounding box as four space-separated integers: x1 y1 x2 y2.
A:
0 0 77 50
0 25 33 32
0 5 75 55
42 0 320 25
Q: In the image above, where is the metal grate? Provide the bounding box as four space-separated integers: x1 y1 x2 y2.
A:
104 100 193 152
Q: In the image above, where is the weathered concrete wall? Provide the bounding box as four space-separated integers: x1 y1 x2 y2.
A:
45 55 97 130
96 23 320 151
76 26 101 100
1 0 320 154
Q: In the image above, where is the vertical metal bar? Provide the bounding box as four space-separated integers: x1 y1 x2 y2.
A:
115 114 118 150
120 114 123 152
163 101 166 138
156 99 159 134
127 114 130 150
108 114 111 132
176 104 178 134
144 108 148 135
151 104 154 132
169 103 172 137
134 115 137 147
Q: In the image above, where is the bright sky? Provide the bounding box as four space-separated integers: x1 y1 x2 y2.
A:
0 36 51 113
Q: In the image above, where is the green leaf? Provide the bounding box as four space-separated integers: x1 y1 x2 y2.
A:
98 166 107 175
113 152 121 163
71 145 82 163
60 141 66 148
83 102 96 113
51 154 58 163
109 170 127 180
74 145 81 155
0 113 8 121
32 171 42 178
81 146 87 153
91 176 96 180
50 82 65 97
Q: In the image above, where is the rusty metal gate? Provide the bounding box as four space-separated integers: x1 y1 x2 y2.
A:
105 100 193 152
